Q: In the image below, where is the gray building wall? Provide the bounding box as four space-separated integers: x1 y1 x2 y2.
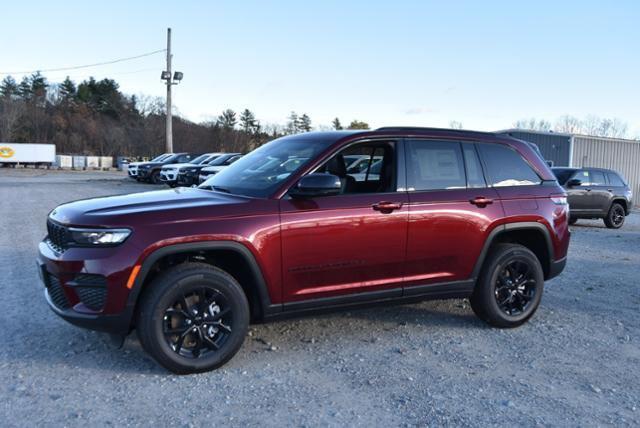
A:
572 135 640 207
497 130 571 166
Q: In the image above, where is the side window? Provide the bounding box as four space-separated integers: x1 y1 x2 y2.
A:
177 155 191 163
317 142 396 194
607 173 625 187
573 170 590 185
406 140 466 191
478 144 541 187
589 170 606 186
227 155 241 165
462 143 486 188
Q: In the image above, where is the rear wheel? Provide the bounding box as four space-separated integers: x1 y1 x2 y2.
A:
470 244 544 328
604 202 625 229
136 263 249 374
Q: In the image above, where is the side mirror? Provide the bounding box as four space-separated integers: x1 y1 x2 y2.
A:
567 178 582 187
290 173 342 198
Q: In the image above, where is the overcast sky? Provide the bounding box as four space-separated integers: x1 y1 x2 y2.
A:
2 1 639 135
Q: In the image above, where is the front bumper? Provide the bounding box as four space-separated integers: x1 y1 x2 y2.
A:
127 168 138 177
37 240 138 335
177 171 198 186
160 170 178 183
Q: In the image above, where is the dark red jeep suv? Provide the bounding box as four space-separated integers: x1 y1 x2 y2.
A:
37 127 570 373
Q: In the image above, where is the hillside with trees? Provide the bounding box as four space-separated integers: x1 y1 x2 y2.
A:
0 73 371 157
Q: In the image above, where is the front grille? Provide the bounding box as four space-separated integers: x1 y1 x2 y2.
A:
72 274 108 311
47 220 70 252
47 275 71 309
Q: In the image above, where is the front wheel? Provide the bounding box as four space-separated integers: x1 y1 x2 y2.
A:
136 263 250 374
150 171 161 184
470 243 544 328
604 202 625 229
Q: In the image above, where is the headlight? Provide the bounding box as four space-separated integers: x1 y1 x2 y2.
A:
69 228 131 246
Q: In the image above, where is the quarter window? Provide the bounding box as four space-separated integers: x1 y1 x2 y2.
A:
406 140 466 190
478 144 541 187
607 173 625 187
462 143 486 188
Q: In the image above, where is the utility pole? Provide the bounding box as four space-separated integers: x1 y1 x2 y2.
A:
161 28 183 153
165 28 173 153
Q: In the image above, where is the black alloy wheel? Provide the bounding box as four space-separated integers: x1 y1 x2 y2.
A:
470 243 544 328
163 287 233 359
604 203 625 229
493 260 537 316
137 263 249 374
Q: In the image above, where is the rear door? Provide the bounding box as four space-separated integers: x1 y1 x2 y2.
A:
588 170 611 215
403 140 503 292
566 169 592 214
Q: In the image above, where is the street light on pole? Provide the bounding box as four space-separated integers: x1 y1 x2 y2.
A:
161 28 183 153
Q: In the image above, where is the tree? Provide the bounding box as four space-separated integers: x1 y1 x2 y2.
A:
0 76 19 99
513 118 552 132
286 111 299 134
239 108 257 133
217 109 237 129
59 76 77 102
554 115 581 134
332 117 343 130
18 76 32 99
449 120 463 129
299 113 312 132
347 120 369 130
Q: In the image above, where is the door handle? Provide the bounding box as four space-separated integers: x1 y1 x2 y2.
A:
372 201 403 213
469 197 494 207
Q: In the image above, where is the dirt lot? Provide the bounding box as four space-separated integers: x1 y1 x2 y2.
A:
0 168 638 426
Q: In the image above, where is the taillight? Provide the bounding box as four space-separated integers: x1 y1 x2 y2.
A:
550 194 568 205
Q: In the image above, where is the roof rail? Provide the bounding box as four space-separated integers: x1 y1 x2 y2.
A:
375 126 496 135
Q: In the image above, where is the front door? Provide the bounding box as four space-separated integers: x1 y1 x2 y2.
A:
280 140 408 302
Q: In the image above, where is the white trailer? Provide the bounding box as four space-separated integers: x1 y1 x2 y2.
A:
0 143 56 166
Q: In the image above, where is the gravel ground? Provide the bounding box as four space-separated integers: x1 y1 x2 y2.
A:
0 168 638 427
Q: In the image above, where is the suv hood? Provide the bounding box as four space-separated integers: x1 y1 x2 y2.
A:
162 162 195 171
201 165 226 173
49 187 253 226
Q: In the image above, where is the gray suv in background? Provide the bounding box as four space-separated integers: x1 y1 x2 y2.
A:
552 167 633 229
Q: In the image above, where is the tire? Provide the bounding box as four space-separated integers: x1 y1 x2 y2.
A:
568 217 578 225
150 170 161 184
470 243 544 328
136 263 250 374
604 202 625 229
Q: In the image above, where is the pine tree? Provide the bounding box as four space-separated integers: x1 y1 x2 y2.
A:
0 76 19 99
217 109 237 129
239 108 257 133
299 114 312 132
286 111 299 134
18 76 32 99
332 117 343 130
59 76 77 101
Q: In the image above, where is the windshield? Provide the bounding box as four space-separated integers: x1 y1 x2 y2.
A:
207 154 235 166
151 153 170 162
198 136 328 197
189 154 212 165
552 168 577 185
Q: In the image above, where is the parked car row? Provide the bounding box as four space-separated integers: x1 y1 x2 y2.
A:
128 152 243 187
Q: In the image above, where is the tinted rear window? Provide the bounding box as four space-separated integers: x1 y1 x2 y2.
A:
478 144 541 187
607 173 625 187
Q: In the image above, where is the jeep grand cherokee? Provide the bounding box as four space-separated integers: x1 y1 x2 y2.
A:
38 127 570 373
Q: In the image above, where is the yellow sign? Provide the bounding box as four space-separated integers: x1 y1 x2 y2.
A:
0 146 15 158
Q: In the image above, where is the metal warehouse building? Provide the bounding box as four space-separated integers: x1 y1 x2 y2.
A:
498 129 640 206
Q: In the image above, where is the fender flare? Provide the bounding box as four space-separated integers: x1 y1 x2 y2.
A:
124 241 279 326
471 222 555 280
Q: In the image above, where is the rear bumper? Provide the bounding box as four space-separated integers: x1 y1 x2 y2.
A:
547 256 567 280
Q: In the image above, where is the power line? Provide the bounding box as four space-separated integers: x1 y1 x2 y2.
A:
0 49 166 76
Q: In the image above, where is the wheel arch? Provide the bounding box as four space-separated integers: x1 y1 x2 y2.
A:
126 241 278 329
472 222 555 281
611 198 629 215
